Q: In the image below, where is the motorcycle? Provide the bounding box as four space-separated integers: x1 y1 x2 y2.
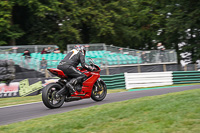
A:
42 59 107 109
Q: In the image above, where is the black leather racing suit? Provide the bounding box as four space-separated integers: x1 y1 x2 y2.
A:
57 49 92 92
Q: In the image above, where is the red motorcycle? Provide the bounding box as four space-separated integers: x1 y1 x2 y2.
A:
42 59 107 109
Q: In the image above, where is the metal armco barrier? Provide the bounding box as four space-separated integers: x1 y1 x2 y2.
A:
173 71 200 84
100 73 126 89
124 72 173 89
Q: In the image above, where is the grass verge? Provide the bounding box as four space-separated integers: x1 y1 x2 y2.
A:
0 89 127 108
0 89 200 133
0 95 42 107
129 83 200 90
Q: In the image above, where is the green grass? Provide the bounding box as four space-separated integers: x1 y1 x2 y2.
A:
0 89 127 107
107 88 127 93
0 89 200 133
129 83 200 91
0 95 42 107
129 83 200 89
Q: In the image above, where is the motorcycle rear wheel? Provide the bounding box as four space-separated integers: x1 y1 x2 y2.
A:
91 80 107 101
42 83 65 109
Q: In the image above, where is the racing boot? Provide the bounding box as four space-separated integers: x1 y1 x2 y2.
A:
66 79 78 95
5 79 12 86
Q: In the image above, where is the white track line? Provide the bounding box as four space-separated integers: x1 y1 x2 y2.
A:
0 101 42 109
0 92 126 109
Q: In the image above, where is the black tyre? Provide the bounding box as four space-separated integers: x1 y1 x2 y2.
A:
42 83 65 109
91 79 107 101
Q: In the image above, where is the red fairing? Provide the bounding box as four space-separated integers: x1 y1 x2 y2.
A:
48 65 101 98
47 68 68 79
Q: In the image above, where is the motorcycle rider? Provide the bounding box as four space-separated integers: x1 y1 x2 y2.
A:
57 45 95 95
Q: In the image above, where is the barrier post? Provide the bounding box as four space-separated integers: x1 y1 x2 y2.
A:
45 69 51 78
137 65 141 73
106 67 110 75
184 65 187 71
163 64 166 72
194 64 197 71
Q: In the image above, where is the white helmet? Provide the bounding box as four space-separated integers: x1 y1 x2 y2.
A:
74 45 86 55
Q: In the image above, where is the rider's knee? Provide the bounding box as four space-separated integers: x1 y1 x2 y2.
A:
71 78 78 85
78 75 87 82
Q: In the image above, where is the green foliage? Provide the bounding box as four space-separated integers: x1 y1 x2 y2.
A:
0 0 12 45
0 0 200 61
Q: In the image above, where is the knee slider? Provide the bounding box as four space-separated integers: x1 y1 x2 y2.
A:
79 75 87 81
66 82 71 87
69 79 78 85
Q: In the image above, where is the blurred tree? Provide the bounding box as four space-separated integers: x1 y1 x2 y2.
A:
0 0 62 45
0 0 200 62
0 0 24 45
156 0 200 62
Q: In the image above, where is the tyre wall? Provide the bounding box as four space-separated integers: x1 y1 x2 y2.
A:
0 60 15 81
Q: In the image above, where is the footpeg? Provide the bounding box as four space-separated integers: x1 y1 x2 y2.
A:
71 93 86 96
65 97 81 102
76 93 86 96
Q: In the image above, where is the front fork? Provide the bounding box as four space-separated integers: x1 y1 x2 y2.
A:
94 78 103 92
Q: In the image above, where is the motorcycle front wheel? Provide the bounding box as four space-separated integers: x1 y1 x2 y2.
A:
91 80 107 101
42 83 65 109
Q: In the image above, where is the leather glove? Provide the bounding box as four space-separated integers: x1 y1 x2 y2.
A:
88 66 96 71
91 66 96 71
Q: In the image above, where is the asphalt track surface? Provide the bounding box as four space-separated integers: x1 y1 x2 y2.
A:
0 85 200 126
